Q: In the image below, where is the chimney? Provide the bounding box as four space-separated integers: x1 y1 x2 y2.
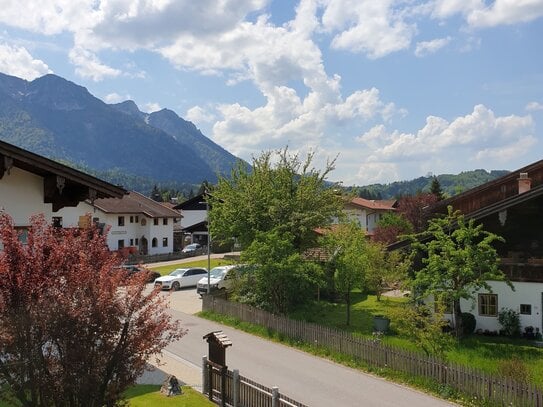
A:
518 172 531 194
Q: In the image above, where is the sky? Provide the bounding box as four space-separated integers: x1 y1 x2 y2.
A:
0 0 542 186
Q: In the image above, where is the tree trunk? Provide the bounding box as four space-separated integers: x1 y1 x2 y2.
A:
453 299 463 339
346 288 351 326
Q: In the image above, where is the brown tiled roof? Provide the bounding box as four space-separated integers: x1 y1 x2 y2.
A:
349 197 397 210
92 191 181 218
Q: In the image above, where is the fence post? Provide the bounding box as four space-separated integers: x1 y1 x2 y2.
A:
233 369 239 407
272 386 279 407
221 366 228 407
202 356 208 395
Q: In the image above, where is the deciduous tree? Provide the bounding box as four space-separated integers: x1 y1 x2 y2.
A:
409 206 509 339
0 214 184 406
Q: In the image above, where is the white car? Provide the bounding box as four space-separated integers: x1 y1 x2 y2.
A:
154 267 208 291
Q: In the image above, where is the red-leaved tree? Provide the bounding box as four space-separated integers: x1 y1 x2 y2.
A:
0 213 185 406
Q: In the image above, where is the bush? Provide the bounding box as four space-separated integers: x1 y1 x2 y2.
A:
461 312 476 335
498 308 520 337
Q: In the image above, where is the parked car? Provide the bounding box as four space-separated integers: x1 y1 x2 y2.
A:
196 264 252 295
154 267 208 291
118 264 160 283
181 243 202 254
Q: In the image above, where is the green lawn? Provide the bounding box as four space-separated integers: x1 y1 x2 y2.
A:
0 386 214 407
125 385 215 406
150 258 235 276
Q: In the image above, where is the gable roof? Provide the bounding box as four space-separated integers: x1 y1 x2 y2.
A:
92 191 181 218
348 197 397 211
173 193 207 211
0 139 126 210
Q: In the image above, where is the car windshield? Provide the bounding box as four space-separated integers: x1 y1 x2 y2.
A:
170 269 187 277
209 267 226 278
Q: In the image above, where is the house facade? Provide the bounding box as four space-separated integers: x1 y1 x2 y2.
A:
58 191 181 255
343 197 397 235
0 140 125 230
428 161 543 334
174 193 209 246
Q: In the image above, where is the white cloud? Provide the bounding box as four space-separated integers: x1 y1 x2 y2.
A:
0 43 52 80
68 47 121 81
526 101 543 112
353 105 536 183
414 36 451 57
143 102 161 113
322 0 417 59
186 105 216 124
103 92 131 103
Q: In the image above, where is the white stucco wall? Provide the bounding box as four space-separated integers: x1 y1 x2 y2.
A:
0 167 53 225
343 208 367 230
442 281 543 333
180 209 206 229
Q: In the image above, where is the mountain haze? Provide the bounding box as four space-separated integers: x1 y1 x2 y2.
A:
0 73 241 185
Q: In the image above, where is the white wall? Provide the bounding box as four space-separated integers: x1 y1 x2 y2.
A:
0 167 53 226
344 208 367 230
442 281 543 333
180 209 206 228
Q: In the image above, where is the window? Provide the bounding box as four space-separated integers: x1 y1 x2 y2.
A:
135 238 139 245
130 216 134 223
163 218 168 225
118 216 125 226
162 237 168 247
135 215 139 223
118 240 125 249
153 218 159 226
129 238 134 246
478 294 498 316
520 304 532 315
152 238 158 248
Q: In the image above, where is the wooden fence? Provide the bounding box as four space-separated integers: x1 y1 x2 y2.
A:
203 296 543 407
203 358 308 407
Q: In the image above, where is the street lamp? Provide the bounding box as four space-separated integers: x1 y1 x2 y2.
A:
206 197 211 294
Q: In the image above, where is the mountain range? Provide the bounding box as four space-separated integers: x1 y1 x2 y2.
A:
0 72 240 187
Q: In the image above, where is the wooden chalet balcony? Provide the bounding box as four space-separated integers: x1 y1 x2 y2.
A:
500 257 543 283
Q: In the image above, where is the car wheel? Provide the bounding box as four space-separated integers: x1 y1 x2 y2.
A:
172 281 180 291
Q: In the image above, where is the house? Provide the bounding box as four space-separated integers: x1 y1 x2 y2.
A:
0 139 125 231
342 197 397 235
173 193 209 247
425 160 543 334
58 191 181 255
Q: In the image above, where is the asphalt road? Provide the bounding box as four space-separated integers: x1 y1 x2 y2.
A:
166 305 455 407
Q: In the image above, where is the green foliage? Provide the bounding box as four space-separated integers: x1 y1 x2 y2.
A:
498 308 521 337
373 212 414 244
410 206 508 338
461 313 476 335
209 148 343 252
390 303 455 359
240 229 323 314
430 176 445 200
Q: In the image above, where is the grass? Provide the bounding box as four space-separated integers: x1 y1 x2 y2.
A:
200 291 543 389
0 385 214 407
150 258 235 276
124 385 215 406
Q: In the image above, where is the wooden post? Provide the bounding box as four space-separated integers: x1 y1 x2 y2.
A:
208 361 213 401
221 366 228 407
272 386 279 407
202 356 208 395
233 369 239 407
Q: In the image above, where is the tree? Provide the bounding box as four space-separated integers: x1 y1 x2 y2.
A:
322 223 369 325
240 229 322 314
365 246 410 301
430 176 445 201
209 148 343 252
372 212 414 245
150 184 163 202
0 214 184 406
397 193 438 232
410 206 509 339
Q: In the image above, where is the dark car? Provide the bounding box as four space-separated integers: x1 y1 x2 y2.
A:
181 243 202 254
119 264 160 283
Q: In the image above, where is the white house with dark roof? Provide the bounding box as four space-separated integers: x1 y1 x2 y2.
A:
0 140 125 231
343 197 397 235
58 191 181 255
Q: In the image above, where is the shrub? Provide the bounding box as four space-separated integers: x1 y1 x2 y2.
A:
461 312 476 335
498 357 530 383
498 308 520 337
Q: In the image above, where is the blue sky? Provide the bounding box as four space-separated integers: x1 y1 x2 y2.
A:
0 0 542 186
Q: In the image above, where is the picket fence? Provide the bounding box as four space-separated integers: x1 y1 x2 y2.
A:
202 296 543 407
